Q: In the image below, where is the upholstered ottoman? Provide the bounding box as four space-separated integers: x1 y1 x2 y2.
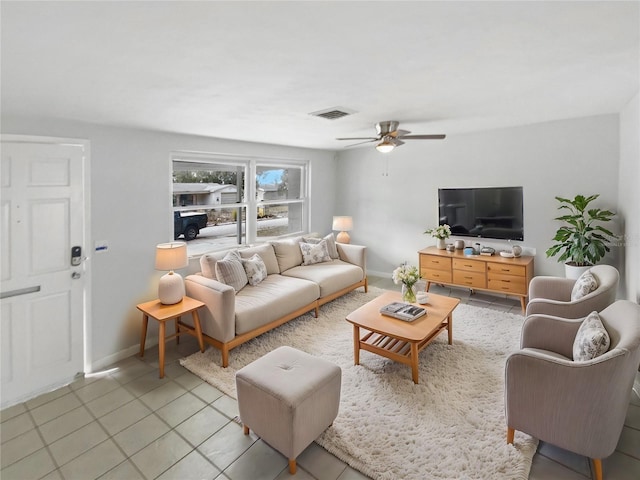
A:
235 346 341 474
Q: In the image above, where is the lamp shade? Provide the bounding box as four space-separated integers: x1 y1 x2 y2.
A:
155 242 188 271
155 242 188 304
332 216 353 232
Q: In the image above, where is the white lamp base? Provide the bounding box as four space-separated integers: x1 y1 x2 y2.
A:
336 231 351 244
158 271 185 305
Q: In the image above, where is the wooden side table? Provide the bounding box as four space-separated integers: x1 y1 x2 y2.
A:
136 296 206 378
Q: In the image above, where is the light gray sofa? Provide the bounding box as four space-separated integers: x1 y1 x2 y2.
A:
184 235 367 367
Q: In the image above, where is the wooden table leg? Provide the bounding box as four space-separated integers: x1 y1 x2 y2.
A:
175 316 180 345
192 310 205 352
410 342 419 384
520 297 527 314
139 314 149 357
158 321 166 379
447 314 453 345
353 325 360 365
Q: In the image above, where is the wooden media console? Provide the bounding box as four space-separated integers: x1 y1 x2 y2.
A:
418 246 534 313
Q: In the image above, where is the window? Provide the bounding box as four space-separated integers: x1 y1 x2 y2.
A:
171 153 309 255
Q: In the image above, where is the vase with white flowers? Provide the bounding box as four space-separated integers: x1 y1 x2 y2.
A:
392 263 420 303
424 224 451 250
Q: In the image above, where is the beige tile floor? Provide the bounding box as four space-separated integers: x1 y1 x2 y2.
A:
1 276 639 480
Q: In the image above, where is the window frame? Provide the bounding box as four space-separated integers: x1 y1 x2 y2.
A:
170 151 310 254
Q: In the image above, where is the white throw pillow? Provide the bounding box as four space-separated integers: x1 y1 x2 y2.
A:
303 233 339 259
571 270 598 301
299 240 332 266
215 250 248 293
573 311 610 361
241 254 268 286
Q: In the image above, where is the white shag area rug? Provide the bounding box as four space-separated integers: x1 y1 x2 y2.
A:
181 287 537 480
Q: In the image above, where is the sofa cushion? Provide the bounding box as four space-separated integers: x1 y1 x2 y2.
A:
573 311 610 361
300 240 332 266
234 275 319 335
283 259 364 298
271 236 304 273
303 233 338 259
571 270 598 301
200 250 231 280
239 244 280 275
242 254 268 286
215 251 248 293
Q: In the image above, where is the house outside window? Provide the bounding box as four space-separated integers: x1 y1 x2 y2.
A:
172 153 309 255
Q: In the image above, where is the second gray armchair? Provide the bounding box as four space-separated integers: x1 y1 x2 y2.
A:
505 300 640 480
525 265 619 318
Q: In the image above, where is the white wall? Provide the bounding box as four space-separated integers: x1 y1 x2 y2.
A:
619 92 640 302
1 111 631 376
335 114 622 280
1 116 337 370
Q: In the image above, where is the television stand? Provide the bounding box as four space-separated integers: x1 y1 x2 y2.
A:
418 246 534 313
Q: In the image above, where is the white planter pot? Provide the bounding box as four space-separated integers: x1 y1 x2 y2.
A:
564 263 591 280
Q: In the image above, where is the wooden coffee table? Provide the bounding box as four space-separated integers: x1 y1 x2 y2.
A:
346 290 460 384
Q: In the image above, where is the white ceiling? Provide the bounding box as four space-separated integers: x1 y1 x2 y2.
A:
1 1 638 151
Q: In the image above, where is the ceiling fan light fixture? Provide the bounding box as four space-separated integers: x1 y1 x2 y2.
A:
376 138 395 153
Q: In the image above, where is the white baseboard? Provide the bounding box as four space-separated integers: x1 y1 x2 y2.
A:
89 338 159 373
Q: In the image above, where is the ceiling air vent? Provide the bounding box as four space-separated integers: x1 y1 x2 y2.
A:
309 107 356 120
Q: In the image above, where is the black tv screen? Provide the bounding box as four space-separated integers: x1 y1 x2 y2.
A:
438 186 524 241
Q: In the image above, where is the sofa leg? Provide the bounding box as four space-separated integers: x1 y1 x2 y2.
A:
364 277 368 293
507 427 515 444
592 458 602 480
221 346 229 368
288 459 296 474
243 424 249 435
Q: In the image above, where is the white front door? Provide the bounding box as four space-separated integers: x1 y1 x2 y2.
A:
1 135 89 407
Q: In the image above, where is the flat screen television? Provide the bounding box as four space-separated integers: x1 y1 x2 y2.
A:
438 186 524 241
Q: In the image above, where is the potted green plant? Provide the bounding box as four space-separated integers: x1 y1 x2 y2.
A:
545 194 617 279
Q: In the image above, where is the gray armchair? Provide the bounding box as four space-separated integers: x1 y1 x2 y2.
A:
505 300 640 480
525 265 619 318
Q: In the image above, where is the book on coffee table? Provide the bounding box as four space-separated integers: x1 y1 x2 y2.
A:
379 302 427 322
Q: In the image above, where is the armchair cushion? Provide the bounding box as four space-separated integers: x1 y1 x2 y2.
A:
571 270 598 301
573 311 610 361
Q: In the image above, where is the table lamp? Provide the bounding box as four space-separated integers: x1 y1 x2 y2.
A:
155 242 188 304
332 216 353 244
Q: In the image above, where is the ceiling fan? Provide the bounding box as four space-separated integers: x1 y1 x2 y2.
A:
336 120 445 153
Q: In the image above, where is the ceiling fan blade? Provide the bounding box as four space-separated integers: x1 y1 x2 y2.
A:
389 129 411 138
393 139 405 146
336 137 378 141
397 134 446 140
343 139 378 148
